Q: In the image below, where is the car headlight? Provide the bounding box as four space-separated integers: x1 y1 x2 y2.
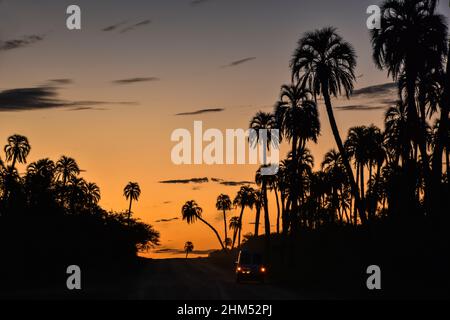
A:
260 267 266 273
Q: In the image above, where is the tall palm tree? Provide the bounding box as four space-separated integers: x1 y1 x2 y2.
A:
291 27 365 223
4 135 31 171
181 200 225 250
229 216 241 249
124 182 141 222
216 194 232 247
252 189 263 237
371 0 448 214
233 186 256 247
249 111 277 165
345 126 370 213
184 241 194 259
55 156 80 187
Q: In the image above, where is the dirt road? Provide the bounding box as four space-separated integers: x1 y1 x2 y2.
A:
128 258 302 300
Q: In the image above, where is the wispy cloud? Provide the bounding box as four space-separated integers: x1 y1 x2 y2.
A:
211 178 255 186
352 82 396 97
175 108 224 116
336 105 386 111
0 34 45 51
159 177 209 184
48 79 73 85
222 57 256 68
120 19 152 33
0 87 136 112
155 217 179 223
112 77 160 85
102 21 128 32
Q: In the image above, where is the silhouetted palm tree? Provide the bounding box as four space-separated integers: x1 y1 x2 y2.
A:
4 135 31 171
184 241 194 259
216 194 232 247
291 27 365 223
371 0 448 215
85 182 101 211
55 156 80 187
124 182 141 222
233 186 256 247
252 189 263 237
181 200 225 250
229 216 241 249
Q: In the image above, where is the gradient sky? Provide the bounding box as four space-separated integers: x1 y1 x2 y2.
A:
0 0 449 258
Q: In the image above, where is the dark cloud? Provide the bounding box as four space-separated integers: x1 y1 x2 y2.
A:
352 82 396 97
120 19 152 33
0 87 136 112
0 34 45 51
159 177 209 184
48 79 73 85
175 108 224 116
112 77 160 85
222 57 256 68
162 201 172 204
102 21 128 32
211 178 254 186
155 217 179 223
336 105 386 111
65 106 108 112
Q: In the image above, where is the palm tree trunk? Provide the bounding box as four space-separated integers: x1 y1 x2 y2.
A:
231 228 237 249
237 206 245 247
128 198 133 223
274 186 281 234
360 163 365 216
223 209 228 247
186 251 188 259
321 84 366 225
254 206 261 237
11 154 17 171
262 180 270 238
353 164 359 225
431 48 449 219
197 215 225 250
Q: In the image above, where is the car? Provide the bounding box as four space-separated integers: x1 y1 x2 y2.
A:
235 250 267 283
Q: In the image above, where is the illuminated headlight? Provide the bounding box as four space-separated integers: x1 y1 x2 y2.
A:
260 267 266 273
237 267 242 272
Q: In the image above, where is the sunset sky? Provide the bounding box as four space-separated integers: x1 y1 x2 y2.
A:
1 0 449 258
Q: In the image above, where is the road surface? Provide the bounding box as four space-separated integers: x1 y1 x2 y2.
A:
128 258 302 300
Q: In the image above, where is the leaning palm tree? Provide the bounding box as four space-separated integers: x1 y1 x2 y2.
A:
233 186 256 247
124 182 141 222
4 134 31 171
229 216 241 249
216 194 232 248
291 27 365 223
181 200 225 250
184 241 194 259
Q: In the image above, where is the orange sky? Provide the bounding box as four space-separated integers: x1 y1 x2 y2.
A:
1 0 448 258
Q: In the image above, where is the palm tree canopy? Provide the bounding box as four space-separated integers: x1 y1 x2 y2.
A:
291 27 357 98
184 241 194 252
276 84 321 144
85 182 101 205
371 0 448 79
249 111 279 150
233 186 256 209
229 216 241 230
216 194 232 211
55 156 80 183
124 182 141 201
181 200 203 224
4 134 31 165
